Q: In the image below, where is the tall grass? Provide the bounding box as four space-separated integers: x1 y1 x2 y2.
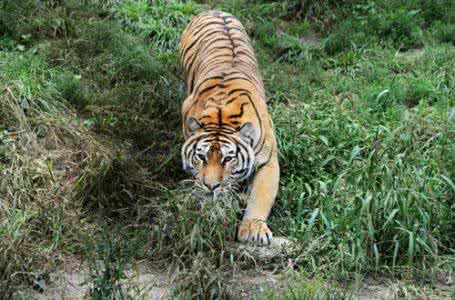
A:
114 0 202 51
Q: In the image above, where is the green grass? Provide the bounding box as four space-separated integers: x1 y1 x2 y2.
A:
0 0 454 299
260 273 354 300
114 0 203 54
82 226 147 299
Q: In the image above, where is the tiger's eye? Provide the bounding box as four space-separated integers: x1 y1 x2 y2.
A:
223 156 233 163
198 154 206 161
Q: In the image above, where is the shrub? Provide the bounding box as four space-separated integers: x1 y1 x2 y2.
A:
430 21 455 44
373 8 424 49
114 0 202 51
83 227 143 299
323 21 356 55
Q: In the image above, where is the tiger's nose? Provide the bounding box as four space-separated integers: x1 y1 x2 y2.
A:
203 181 220 191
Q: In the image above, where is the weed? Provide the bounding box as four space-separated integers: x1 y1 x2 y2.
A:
261 273 354 300
115 0 202 51
430 21 455 44
82 226 146 299
147 183 241 261
323 20 358 55
172 254 233 299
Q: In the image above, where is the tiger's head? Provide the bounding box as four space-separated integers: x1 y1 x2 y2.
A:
182 117 256 193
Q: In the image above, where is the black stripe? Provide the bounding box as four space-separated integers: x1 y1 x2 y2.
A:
193 76 224 95
228 102 249 118
196 44 234 62
225 97 240 104
227 88 250 97
203 127 237 134
203 45 234 54
239 92 263 149
234 50 257 62
223 76 251 83
236 143 248 164
195 64 225 80
206 53 234 61
222 15 236 62
217 107 222 127
196 57 233 75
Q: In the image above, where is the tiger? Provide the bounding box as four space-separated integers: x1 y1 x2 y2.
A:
179 10 279 245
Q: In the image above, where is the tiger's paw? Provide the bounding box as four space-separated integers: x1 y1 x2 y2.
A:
238 219 272 245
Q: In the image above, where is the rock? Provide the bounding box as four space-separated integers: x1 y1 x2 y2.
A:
232 237 293 260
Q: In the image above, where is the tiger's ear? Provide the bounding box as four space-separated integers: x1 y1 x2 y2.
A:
239 122 255 142
187 117 202 134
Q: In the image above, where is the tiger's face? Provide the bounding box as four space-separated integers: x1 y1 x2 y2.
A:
182 118 256 193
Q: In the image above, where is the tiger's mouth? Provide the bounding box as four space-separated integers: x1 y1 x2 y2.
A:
198 182 223 195
194 178 238 197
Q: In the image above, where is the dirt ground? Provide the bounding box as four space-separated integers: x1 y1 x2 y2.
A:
21 266 454 300
18 237 454 299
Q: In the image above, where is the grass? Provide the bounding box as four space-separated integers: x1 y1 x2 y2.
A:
82 226 147 299
0 0 454 299
260 273 354 300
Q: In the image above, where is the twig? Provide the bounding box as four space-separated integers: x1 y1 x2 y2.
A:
151 149 180 174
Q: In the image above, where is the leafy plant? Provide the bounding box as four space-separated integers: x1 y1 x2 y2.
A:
83 227 142 300
115 0 202 51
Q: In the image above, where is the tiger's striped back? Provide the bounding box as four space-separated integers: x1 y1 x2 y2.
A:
180 10 266 102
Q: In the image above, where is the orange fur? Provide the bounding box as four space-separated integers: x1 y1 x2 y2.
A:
179 11 279 245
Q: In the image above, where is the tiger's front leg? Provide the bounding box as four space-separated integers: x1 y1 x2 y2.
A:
238 153 279 245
